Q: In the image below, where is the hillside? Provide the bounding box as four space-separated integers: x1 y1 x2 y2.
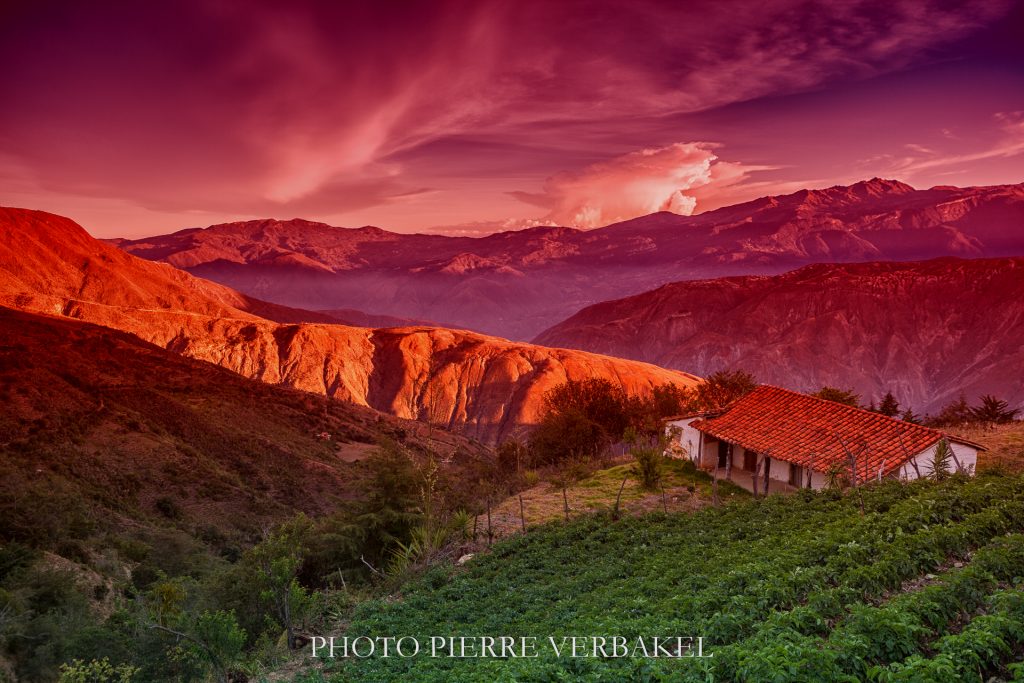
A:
0 207 698 443
113 179 1024 338
317 475 1024 682
535 257 1024 414
0 306 490 551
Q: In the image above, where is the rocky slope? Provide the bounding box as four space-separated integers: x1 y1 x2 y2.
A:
1 207 698 442
114 179 1024 338
535 258 1024 414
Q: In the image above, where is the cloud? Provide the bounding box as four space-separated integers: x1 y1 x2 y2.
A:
510 143 768 228
0 0 1014 234
862 111 1024 179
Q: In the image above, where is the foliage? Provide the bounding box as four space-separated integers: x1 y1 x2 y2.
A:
971 394 1020 424
929 393 972 426
812 386 861 408
695 369 757 411
528 380 629 465
625 427 667 491
245 515 313 650
927 439 953 480
900 408 920 424
165 610 247 683
877 391 901 417
527 408 607 466
58 658 138 683
326 475 1024 682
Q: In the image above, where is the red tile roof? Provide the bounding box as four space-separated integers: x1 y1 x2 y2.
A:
691 385 985 482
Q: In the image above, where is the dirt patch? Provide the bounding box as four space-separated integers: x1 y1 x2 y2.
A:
477 458 747 539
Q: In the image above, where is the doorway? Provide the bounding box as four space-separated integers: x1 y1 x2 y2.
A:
717 441 729 468
743 449 757 471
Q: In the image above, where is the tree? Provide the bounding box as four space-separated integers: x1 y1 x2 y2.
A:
542 378 630 440
625 427 667 491
812 386 861 408
930 393 972 426
696 370 757 411
496 439 528 473
900 408 921 424
246 515 313 650
877 391 900 418
971 395 1020 424
528 379 635 465
928 439 953 481
168 611 247 683
646 383 694 420
528 408 605 466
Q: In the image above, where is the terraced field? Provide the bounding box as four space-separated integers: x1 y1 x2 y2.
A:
302 475 1024 682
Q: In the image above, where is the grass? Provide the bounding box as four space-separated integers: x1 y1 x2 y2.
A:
962 422 1024 474
480 458 747 538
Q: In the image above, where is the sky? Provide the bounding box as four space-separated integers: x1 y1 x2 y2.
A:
1 0 1022 238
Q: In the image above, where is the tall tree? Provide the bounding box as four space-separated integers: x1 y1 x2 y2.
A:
930 393 972 426
812 386 861 408
900 408 921 424
696 370 757 411
971 395 1020 424
877 391 900 418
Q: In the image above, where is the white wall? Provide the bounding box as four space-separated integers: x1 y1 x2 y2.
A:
665 418 705 464
897 441 979 480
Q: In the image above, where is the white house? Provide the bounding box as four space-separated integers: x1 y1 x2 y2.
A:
664 385 985 491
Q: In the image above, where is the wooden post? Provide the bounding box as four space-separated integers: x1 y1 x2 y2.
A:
898 433 922 479
661 484 668 514
725 443 733 481
712 461 721 506
519 495 526 532
752 453 761 498
762 456 771 495
486 497 493 547
562 486 570 520
613 474 628 520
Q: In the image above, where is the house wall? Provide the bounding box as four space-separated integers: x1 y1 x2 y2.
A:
665 418 704 463
896 441 979 480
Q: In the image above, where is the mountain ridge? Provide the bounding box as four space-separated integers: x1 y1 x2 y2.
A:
111 179 1024 338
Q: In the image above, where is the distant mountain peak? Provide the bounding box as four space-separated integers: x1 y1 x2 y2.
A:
846 177 916 195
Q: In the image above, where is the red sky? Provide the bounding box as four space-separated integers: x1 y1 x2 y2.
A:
1 0 1023 238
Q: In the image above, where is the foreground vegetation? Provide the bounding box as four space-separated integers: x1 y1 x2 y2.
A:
302 475 1024 682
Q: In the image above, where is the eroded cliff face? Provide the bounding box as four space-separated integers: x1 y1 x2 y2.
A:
0 207 698 443
535 258 1024 414
113 179 1024 339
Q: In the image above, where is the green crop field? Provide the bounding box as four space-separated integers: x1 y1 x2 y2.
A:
301 475 1024 682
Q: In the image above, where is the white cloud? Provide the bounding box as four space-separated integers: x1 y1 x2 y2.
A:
510 143 768 228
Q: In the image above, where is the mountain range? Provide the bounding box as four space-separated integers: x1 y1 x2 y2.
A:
0 207 697 443
535 257 1024 413
114 178 1024 339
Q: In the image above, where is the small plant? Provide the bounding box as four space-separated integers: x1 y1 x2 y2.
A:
58 658 139 683
928 439 953 481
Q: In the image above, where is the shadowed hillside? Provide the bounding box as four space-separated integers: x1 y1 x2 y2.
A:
0 306 487 546
536 257 1024 414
